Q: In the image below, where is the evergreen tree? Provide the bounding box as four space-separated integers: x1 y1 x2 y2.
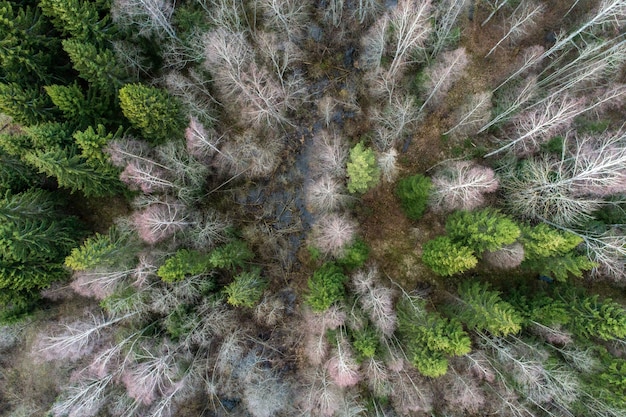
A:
157 249 212 283
0 151 38 193
224 269 268 308
455 281 523 337
0 82 54 125
421 236 477 276
306 263 348 312
62 39 126 94
73 125 123 166
25 122 74 150
44 84 112 128
561 288 626 341
119 83 184 143
38 0 111 44
64 227 136 271
208 240 254 271
346 143 380 194
397 296 471 377
0 1 61 85
24 148 124 197
520 224 595 281
445 208 521 253
396 173 432 220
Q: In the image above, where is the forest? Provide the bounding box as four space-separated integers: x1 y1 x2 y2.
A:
0 0 625 416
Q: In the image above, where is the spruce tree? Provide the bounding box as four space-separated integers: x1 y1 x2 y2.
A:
38 0 111 44
445 208 521 253
62 39 126 94
24 148 124 197
119 83 184 143
0 82 55 125
224 269 268 308
157 249 212 283
44 84 112 128
421 236 477 276
346 143 381 194
306 262 347 312
396 173 432 220
73 125 123 165
455 281 523 337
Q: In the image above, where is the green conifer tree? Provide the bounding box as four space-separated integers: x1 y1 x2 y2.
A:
0 82 54 125
44 84 111 128
346 142 380 194
520 224 595 281
64 227 136 271
446 208 521 253
306 262 347 312
119 83 184 143
24 148 123 197
208 240 254 271
157 249 212 283
561 288 626 341
73 125 123 166
455 281 523 337
62 39 126 94
395 173 432 220
38 0 111 44
224 269 268 308
421 236 477 276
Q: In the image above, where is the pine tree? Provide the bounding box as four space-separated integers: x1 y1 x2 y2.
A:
64 227 136 271
224 269 268 308
445 208 521 253
396 173 432 220
421 236 477 276
73 125 123 166
561 288 626 341
62 39 127 94
346 143 380 194
455 281 523 337
24 148 123 197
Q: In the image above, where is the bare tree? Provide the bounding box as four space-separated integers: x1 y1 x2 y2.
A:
483 242 525 269
419 47 469 112
165 71 217 125
353 0 383 23
444 91 493 138
485 1 545 57
300 368 344 417
37 312 134 362
430 161 499 212
323 0 344 27
326 333 361 387
352 266 397 336
306 175 351 214
372 94 420 151
361 0 433 99
255 0 309 39
479 75 539 134
198 0 247 31
184 117 223 161
216 130 283 179
120 159 175 194
111 0 176 39
310 130 349 179
481 0 513 26
378 148 400 183
311 213 357 257
486 94 584 157
51 373 114 417
430 0 469 58
132 199 193 245
492 45 545 93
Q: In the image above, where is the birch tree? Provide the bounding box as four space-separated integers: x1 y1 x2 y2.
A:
485 1 545 58
419 47 469 112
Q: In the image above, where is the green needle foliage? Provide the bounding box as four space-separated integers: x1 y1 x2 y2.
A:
397 296 471 377
62 39 126 94
64 227 135 271
352 326 379 360
39 0 111 44
0 82 55 125
24 148 123 197
560 288 626 341
209 240 254 271
119 83 184 143
336 238 370 270
306 262 348 312
224 269 268 308
346 142 380 194
455 281 523 337
421 236 477 276
520 224 595 281
396 173 432 220
157 249 212 283
446 208 521 253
